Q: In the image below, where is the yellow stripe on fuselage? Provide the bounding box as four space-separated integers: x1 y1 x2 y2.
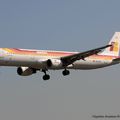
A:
1 48 116 61
3 48 13 53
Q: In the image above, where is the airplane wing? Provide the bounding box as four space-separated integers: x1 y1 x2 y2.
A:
61 45 112 66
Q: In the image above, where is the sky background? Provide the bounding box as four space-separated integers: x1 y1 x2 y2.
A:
0 0 120 120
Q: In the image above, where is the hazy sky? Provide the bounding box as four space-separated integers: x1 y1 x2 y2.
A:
0 0 120 120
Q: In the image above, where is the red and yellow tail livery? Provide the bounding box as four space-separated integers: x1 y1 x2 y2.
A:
101 32 120 56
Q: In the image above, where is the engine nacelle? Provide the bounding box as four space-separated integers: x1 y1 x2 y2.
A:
17 67 36 76
47 59 63 69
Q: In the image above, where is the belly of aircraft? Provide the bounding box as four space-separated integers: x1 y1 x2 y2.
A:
67 60 113 70
0 55 113 70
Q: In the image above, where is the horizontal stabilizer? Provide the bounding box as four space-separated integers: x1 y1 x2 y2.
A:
112 58 120 62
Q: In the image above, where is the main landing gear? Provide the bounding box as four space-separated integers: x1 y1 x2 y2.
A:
42 69 50 80
62 69 70 76
42 69 70 80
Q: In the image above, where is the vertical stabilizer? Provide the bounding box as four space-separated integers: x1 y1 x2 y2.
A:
100 32 120 56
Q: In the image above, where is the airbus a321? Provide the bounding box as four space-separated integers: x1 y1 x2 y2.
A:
0 32 120 80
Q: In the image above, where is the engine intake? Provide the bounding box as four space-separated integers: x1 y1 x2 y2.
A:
47 59 52 67
17 67 36 76
46 59 62 69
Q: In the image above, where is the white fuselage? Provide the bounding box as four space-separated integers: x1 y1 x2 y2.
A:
0 50 118 70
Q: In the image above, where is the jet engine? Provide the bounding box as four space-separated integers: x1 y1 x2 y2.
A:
47 59 63 69
17 67 36 76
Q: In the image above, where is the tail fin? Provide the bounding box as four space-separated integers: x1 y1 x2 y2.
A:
100 32 120 56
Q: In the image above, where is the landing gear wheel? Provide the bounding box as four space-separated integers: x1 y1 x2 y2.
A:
62 69 70 76
42 69 50 80
43 74 50 80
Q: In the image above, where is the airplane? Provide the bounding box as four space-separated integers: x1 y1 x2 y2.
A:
0 32 120 80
